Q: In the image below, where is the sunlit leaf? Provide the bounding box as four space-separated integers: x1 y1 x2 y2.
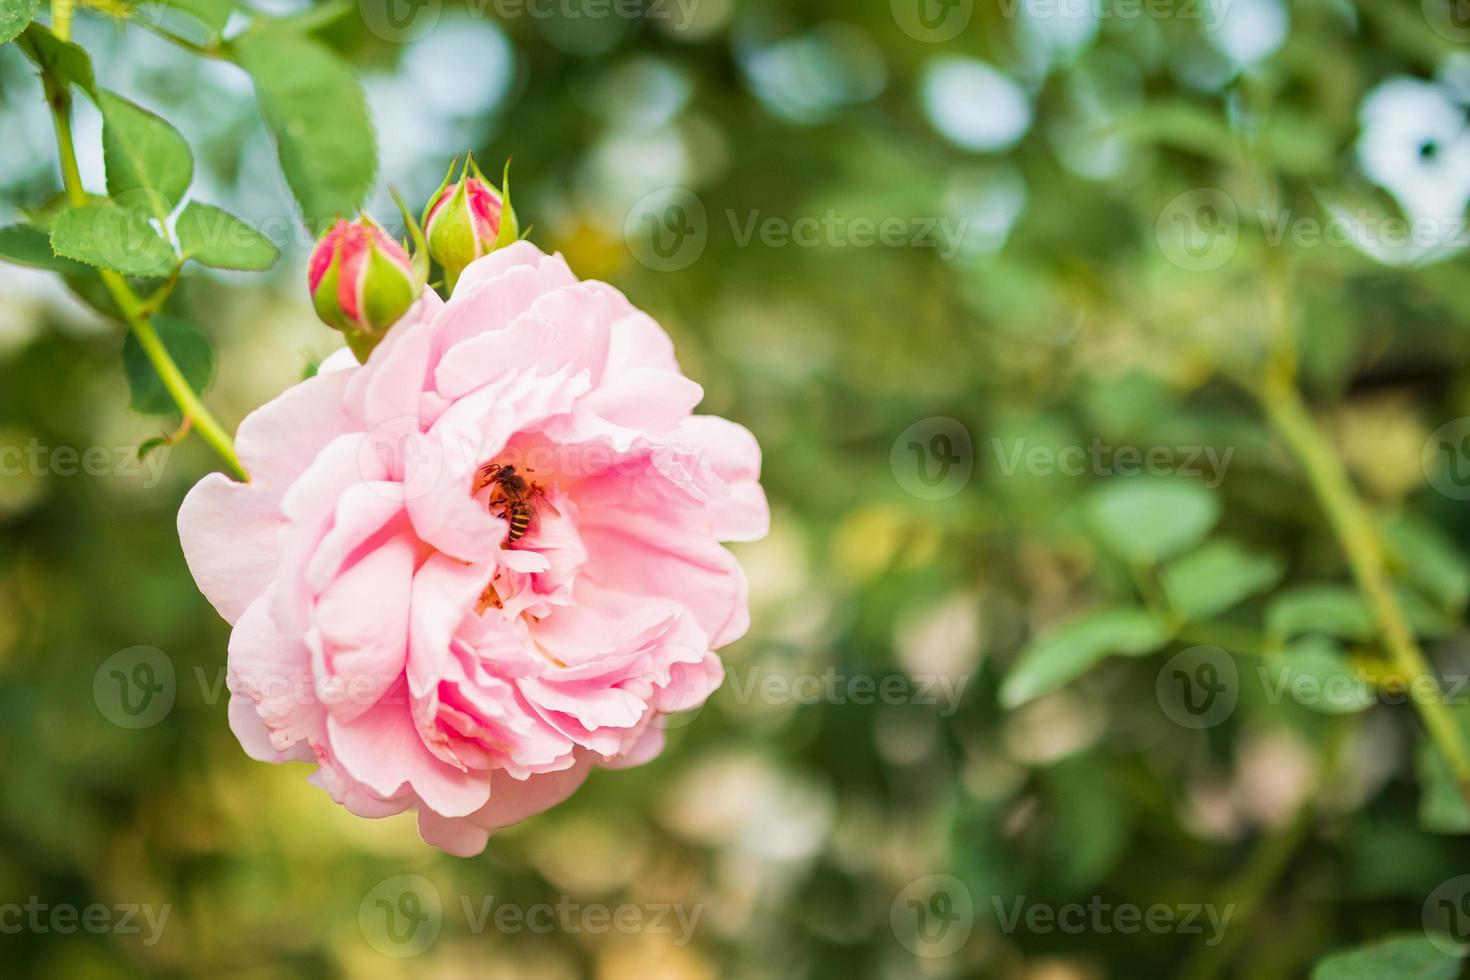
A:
0 0 39 45
1001 607 1170 708
1386 516 1470 613
1086 479 1221 564
1311 933 1463 979
1162 540 1284 622
235 25 376 230
17 23 94 95
1260 637 1374 715
99 89 193 223
157 0 232 34
1266 584 1375 643
51 200 176 278
176 201 279 270
0 224 92 275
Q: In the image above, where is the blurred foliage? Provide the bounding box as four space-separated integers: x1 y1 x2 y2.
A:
5 0 1470 977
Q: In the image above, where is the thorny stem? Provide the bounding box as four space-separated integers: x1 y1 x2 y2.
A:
1230 84 1470 802
1248 224 1469 801
1259 377 1470 793
44 1 248 481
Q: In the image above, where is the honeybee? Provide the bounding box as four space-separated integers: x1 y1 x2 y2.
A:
474 463 552 544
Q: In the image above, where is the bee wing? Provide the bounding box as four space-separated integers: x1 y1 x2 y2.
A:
530 485 561 517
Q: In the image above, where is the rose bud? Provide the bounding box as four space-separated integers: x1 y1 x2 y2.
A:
422 156 519 291
308 215 424 360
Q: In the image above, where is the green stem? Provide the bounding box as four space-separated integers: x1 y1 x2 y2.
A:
45 2 248 482
1180 804 1313 980
1260 378 1470 792
135 21 231 61
1179 717 1353 980
112 285 244 479
51 0 73 39
1232 110 1470 798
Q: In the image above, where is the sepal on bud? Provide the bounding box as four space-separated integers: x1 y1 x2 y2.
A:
307 214 425 362
422 155 519 292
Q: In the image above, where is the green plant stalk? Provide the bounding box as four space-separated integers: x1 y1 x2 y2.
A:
1261 376 1470 793
1180 716 1354 980
51 0 73 38
1180 800 1314 980
45 4 248 482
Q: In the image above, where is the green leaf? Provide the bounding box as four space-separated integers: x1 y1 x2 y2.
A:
1311 933 1463 979
157 0 233 34
51 200 177 278
1162 540 1285 622
1386 516 1470 612
1400 586 1455 640
1416 698 1470 835
17 23 95 95
0 224 93 275
1417 731 1470 834
1039 756 1131 892
176 201 280 270
235 25 376 230
1001 607 1171 708
1085 479 1221 565
99 90 193 223
122 316 215 416
0 0 40 46
1266 585 1376 643
62 272 124 319
1261 637 1374 715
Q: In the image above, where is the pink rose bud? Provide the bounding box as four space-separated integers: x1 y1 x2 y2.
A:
423 156 519 291
308 216 421 360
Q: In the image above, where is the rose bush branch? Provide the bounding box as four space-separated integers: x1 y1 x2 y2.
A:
37 3 247 480
2 0 381 481
1249 207 1470 797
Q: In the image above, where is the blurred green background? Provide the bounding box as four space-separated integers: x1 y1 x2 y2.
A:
7 0 1470 976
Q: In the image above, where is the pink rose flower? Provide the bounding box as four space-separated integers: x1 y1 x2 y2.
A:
178 243 768 855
